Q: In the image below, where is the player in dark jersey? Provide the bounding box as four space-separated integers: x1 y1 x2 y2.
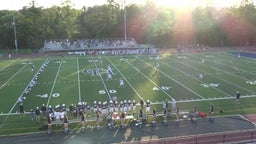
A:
19 103 25 117
47 116 52 134
140 99 144 109
41 104 47 119
209 105 214 122
236 91 241 104
191 106 197 123
151 108 157 127
96 110 101 130
35 106 41 122
81 113 86 132
63 114 69 134
175 106 180 125
132 100 136 114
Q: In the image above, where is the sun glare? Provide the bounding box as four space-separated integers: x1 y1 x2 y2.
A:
154 0 196 8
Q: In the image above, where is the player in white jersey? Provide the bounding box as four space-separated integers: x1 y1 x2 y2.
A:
114 101 119 112
107 73 112 80
120 101 123 112
128 100 132 112
102 102 107 116
123 100 127 112
109 100 114 113
119 79 124 88
146 100 151 112
198 73 203 80
93 101 98 113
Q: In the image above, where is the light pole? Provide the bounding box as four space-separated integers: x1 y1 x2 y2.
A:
124 0 127 41
12 14 18 54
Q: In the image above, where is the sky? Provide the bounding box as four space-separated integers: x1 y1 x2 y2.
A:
0 0 253 10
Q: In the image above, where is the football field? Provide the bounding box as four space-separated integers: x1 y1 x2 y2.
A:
0 51 256 134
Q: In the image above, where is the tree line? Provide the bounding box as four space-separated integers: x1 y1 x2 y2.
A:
0 0 256 51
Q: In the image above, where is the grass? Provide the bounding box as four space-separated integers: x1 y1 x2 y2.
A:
0 51 256 135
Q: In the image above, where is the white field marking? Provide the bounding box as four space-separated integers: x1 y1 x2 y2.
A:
92 57 112 101
105 57 144 101
154 57 232 97
209 53 256 77
179 57 256 94
46 59 63 107
125 59 174 100
149 94 256 104
0 64 27 91
240 114 256 126
137 57 205 99
77 58 81 102
0 59 49 128
214 53 256 74
2 95 256 117
195 55 253 82
0 59 19 72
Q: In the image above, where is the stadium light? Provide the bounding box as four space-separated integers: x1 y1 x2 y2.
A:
12 14 19 54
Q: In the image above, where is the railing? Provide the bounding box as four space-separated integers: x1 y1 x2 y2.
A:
128 129 256 144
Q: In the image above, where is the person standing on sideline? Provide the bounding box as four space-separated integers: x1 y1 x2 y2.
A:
81 112 86 132
236 91 241 104
171 99 176 111
20 103 25 117
140 99 144 109
47 116 52 134
35 107 41 122
63 114 69 134
30 109 34 121
146 100 151 113
209 105 214 121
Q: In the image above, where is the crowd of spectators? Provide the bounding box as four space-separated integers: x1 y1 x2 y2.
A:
44 38 138 51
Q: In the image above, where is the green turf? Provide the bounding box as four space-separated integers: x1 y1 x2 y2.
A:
0 51 256 135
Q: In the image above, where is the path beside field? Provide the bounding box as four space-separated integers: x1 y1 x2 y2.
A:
0 115 256 144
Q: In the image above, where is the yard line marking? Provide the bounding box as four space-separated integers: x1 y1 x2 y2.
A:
208 53 256 77
92 57 112 101
192 54 255 82
154 57 232 97
77 57 81 102
105 57 144 101
0 59 19 72
125 59 174 99
137 57 206 99
0 59 48 128
0 63 27 91
177 58 256 94
0 64 26 128
150 94 256 104
46 59 63 107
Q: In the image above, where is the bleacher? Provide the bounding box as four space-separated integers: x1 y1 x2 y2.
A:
40 38 157 55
